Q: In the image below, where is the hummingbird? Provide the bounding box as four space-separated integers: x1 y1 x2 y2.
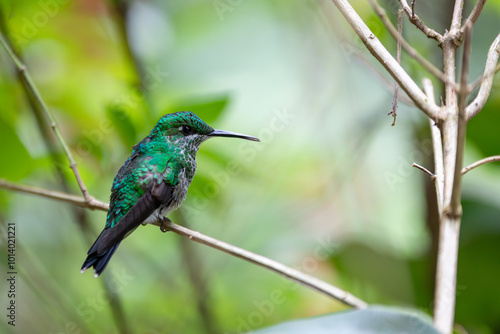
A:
81 111 259 277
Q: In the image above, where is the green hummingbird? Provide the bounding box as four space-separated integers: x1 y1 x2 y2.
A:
81 111 259 277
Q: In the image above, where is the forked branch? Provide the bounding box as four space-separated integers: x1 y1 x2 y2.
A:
398 0 443 42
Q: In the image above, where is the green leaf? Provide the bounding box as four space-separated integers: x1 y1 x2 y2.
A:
252 306 438 334
168 94 230 124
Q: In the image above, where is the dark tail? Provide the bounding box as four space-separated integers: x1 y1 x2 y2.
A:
81 230 121 277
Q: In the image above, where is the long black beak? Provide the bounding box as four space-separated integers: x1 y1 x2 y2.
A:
209 129 260 142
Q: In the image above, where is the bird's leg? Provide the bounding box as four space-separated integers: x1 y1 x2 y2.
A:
151 216 172 233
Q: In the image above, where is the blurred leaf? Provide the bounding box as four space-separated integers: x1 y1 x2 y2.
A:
0 121 36 180
106 106 137 148
253 306 438 334
167 94 230 124
331 243 415 305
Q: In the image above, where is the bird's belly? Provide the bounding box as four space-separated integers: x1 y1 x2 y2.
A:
142 173 190 225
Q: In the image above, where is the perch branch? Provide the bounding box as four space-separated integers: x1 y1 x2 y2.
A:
0 180 368 309
0 179 109 211
466 33 500 120
461 155 500 175
160 221 367 309
330 0 441 120
0 33 98 206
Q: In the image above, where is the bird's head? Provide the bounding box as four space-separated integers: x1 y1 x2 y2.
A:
150 111 259 152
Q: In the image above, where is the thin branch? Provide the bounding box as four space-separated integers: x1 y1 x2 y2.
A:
461 155 500 175
466 33 500 120
398 0 444 43
0 33 96 204
161 220 367 309
368 0 449 85
330 0 441 120
412 163 435 179
0 179 109 211
423 78 444 216
0 180 368 309
461 0 487 32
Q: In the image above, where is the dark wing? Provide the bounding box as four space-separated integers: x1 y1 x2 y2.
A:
94 180 174 254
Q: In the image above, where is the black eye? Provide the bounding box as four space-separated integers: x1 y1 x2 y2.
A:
179 125 192 136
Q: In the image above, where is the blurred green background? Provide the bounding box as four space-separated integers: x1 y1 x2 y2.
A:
0 0 499 333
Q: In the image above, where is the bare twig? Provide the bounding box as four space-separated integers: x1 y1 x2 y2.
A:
0 180 368 309
0 179 109 211
466 33 500 120
388 10 403 126
398 0 443 43
368 0 450 85
461 0 487 32
330 0 441 120
0 33 99 206
412 163 435 179
462 155 500 175
161 221 368 309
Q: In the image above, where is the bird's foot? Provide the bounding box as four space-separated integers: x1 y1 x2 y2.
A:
152 217 172 233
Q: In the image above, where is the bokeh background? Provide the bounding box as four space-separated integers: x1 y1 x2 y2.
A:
0 0 500 333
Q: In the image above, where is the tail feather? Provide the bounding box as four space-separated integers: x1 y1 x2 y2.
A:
81 229 121 277
81 243 120 277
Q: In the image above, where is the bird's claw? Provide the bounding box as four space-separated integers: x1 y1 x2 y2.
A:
152 217 172 233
